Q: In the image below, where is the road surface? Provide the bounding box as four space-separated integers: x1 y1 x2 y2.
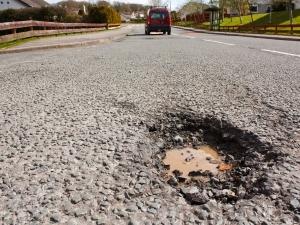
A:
0 25 299 225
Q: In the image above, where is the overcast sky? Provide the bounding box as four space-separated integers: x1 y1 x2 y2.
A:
46 0 187 10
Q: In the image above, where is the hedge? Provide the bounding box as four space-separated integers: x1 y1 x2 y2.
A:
0 7 67 22
0 5 121 24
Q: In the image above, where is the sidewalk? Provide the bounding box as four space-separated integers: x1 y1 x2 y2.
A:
173 26 300 41
0 25 134 54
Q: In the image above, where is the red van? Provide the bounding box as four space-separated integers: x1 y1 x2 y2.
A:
145 7 171 35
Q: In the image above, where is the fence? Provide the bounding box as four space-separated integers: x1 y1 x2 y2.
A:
0 20 121 43
219 24 300 35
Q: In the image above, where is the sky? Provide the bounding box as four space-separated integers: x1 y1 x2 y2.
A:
46 0 188 10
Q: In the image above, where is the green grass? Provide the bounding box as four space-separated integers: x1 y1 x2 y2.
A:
176 9 300 36
219 13 267 26
0 28 110 50
0 37 39 49
175 21 210 30
208 9 300 26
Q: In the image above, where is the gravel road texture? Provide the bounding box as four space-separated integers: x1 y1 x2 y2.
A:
0 25 299 225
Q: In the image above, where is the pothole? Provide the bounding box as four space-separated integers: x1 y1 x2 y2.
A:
150 112 284 205
163 145 233 181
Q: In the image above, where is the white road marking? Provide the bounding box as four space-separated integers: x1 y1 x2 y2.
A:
172 33 196 39
202 39 236 46
261 49 300 58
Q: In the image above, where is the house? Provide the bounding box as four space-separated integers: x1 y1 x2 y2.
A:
295 0 300 9
249 0 272 13
121 13 131 22
130 11 144 20
55 1 87 16
250 0 300 13
0 0 49 11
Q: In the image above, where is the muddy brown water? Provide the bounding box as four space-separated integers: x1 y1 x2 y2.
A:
163 146 231 178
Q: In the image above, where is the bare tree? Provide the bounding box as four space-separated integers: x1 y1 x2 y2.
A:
148 0 164 6
228 0 243 24
246 0 254 23
219 0 228 21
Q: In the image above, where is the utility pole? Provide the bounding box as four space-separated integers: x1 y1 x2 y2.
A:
289 0 293 25
269 5 272 24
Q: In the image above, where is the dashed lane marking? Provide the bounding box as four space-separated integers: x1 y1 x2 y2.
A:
261 49 300 58
202 39 236 46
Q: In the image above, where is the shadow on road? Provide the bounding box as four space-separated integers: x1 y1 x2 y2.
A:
127 33 166 37
126 34 146 36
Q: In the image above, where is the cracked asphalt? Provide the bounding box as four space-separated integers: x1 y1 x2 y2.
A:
0 24 299 225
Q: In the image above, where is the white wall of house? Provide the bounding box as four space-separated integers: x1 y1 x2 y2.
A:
0 0 27 10
249 0 271 13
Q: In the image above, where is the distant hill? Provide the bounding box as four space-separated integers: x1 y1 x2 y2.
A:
54 1 149 16
112 2 149 14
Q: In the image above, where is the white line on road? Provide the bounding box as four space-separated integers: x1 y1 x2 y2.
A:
172 33 196 39
202 39 236 46
261 49 300 58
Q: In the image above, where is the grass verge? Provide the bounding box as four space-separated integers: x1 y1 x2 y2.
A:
218 9 300 26
0 29 110 50
0 37 40 49
175 10 300 36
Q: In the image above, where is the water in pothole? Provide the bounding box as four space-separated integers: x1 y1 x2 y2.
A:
163 146 233 180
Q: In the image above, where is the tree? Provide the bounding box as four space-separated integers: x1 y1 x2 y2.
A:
113 2 148 14
148 0 164 7
179 1 208 16
171 10 180 22
246 0 254 23
219 0 228 21
227 0 244 24
84 5 121 23
97 1 110 6
56 0 90 17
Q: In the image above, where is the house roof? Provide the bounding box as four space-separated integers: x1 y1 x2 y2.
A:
20 0 49 8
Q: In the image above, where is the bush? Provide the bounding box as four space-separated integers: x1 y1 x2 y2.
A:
105 6 121 23
0 7 67 22
83 6 107 23
171 11 181 23
130 18 145 23
0 9 17 22
0 4 121 24
83 5 121 23
64 14 82 23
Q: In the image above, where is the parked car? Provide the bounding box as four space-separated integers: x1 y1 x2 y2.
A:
145 7 171 35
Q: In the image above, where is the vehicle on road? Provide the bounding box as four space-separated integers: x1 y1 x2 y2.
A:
145 7 171 35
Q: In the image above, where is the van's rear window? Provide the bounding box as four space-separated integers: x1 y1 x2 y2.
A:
150 12 167 19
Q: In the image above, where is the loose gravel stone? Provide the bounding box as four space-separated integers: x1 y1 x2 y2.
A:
74 207 88 217
50 213 62 223
0 25 299 225
290 198 300 210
